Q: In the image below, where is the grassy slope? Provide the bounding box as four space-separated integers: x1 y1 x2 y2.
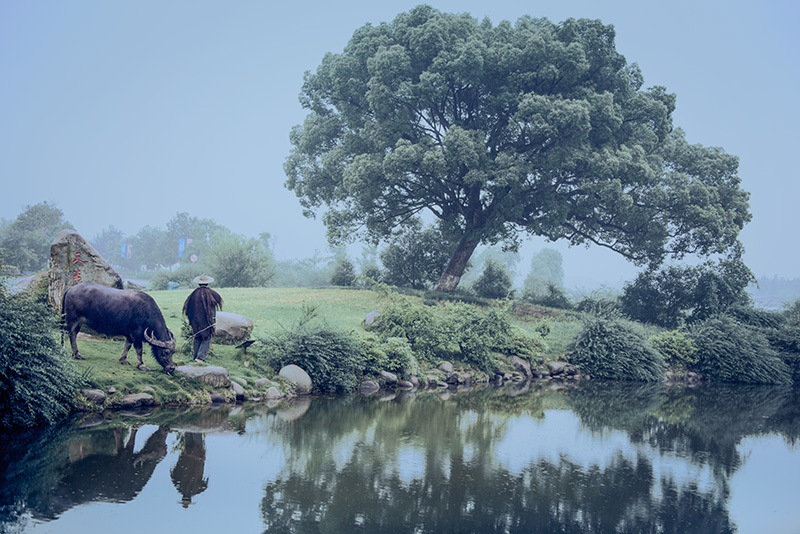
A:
71 287 388 405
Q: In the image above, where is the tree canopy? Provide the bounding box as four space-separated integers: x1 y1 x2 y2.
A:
285 5 751 291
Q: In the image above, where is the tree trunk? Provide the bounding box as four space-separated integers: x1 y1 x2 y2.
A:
434 234 480 292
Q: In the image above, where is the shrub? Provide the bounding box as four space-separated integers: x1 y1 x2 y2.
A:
471 260 513 299
258 303 366 393
151 264 205 290
373 294 544 373
330 258 356 287
379 337 419 375
568 316 665 381
523 283 573 310
0 287 79 428
649 330 698 368
206 235 275 288
688 315 791 385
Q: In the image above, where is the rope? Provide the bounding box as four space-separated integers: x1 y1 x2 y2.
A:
191 322 217 338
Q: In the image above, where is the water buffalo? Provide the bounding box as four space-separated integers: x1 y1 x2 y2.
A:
63 281 176 373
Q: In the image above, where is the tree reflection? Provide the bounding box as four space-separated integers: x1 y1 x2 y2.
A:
257 383 798 533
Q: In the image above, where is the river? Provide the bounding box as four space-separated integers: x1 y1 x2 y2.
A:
1 381 798 533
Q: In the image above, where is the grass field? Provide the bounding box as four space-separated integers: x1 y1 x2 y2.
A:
69 286 577 407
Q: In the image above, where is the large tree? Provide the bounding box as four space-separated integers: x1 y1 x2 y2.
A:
285 6 751 291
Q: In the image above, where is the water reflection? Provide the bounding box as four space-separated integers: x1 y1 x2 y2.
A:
1 383 798 533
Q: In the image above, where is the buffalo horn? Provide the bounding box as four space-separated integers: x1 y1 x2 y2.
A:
144 328 176 350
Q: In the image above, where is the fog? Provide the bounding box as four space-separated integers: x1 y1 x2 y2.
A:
2 0 798 288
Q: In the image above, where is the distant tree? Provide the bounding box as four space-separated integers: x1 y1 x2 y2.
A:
274 253 335 288
285 6 751 291
0 202 73 271
460 246 520 288
127 225 172 270
523 249 564 298
330 257 357 286
380 222 456 290
166 212 225 265
90 225 125 263
206 234 275 288
472 260 513 299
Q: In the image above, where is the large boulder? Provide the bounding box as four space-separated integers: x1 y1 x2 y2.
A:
214 311 254 343
279 364 313 395
48 230 123 313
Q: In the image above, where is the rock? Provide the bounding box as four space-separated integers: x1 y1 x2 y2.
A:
510 356 532 379
438 361 455 373
107 387 117 395
119 393 155 408
214 312 254 342
233 377 249 387
255 378 275 388
546 361 567 376
175 365 231 388
279 364 313 395
231 380 245 401
365 311 381 327
277 397 311 421
264 387 283 400
359 380 380 395
210 393 226 403
81 388 106 405
48 230 123 313
397 380 415 389
379 370 398 384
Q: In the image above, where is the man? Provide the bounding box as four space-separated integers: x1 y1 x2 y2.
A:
182 274 223 362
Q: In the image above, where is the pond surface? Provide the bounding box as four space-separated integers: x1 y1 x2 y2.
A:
1 381 799 533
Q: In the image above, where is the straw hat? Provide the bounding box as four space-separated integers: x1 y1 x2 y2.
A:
193 274 214 285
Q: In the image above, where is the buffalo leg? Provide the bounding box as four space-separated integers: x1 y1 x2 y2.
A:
68 323 86 360
119 338 133 366
134 341 150 372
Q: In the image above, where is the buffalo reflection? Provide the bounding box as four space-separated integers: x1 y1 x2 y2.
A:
30 425 169 520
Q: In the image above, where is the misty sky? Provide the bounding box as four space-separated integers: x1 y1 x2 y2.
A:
1 0 798 289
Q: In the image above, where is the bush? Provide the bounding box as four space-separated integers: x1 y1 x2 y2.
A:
523 283 573 310
258 303 365 393
373 293 544 373
568 316 665 381
330 258 356 287
688 315 791 385
0 287 79 428
471 260 513 299
151 264 205 290
649 330 698 368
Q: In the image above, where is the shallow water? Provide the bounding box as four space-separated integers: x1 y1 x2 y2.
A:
2 381 799 533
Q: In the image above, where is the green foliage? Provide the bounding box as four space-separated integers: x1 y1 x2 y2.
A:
0 202 73 272
377 337 418 375
151 264 206 290
206 234 275 288
380 222 456 290
569 316 665 381
523 249 565 298
523 283 573 310
285 6 750 291
330 257 356 287
471 260 513 299
620 254 754 328
258 303 366 393
0 288 79 428
372 292 543 372
688 315 791 385
649 330 698 368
